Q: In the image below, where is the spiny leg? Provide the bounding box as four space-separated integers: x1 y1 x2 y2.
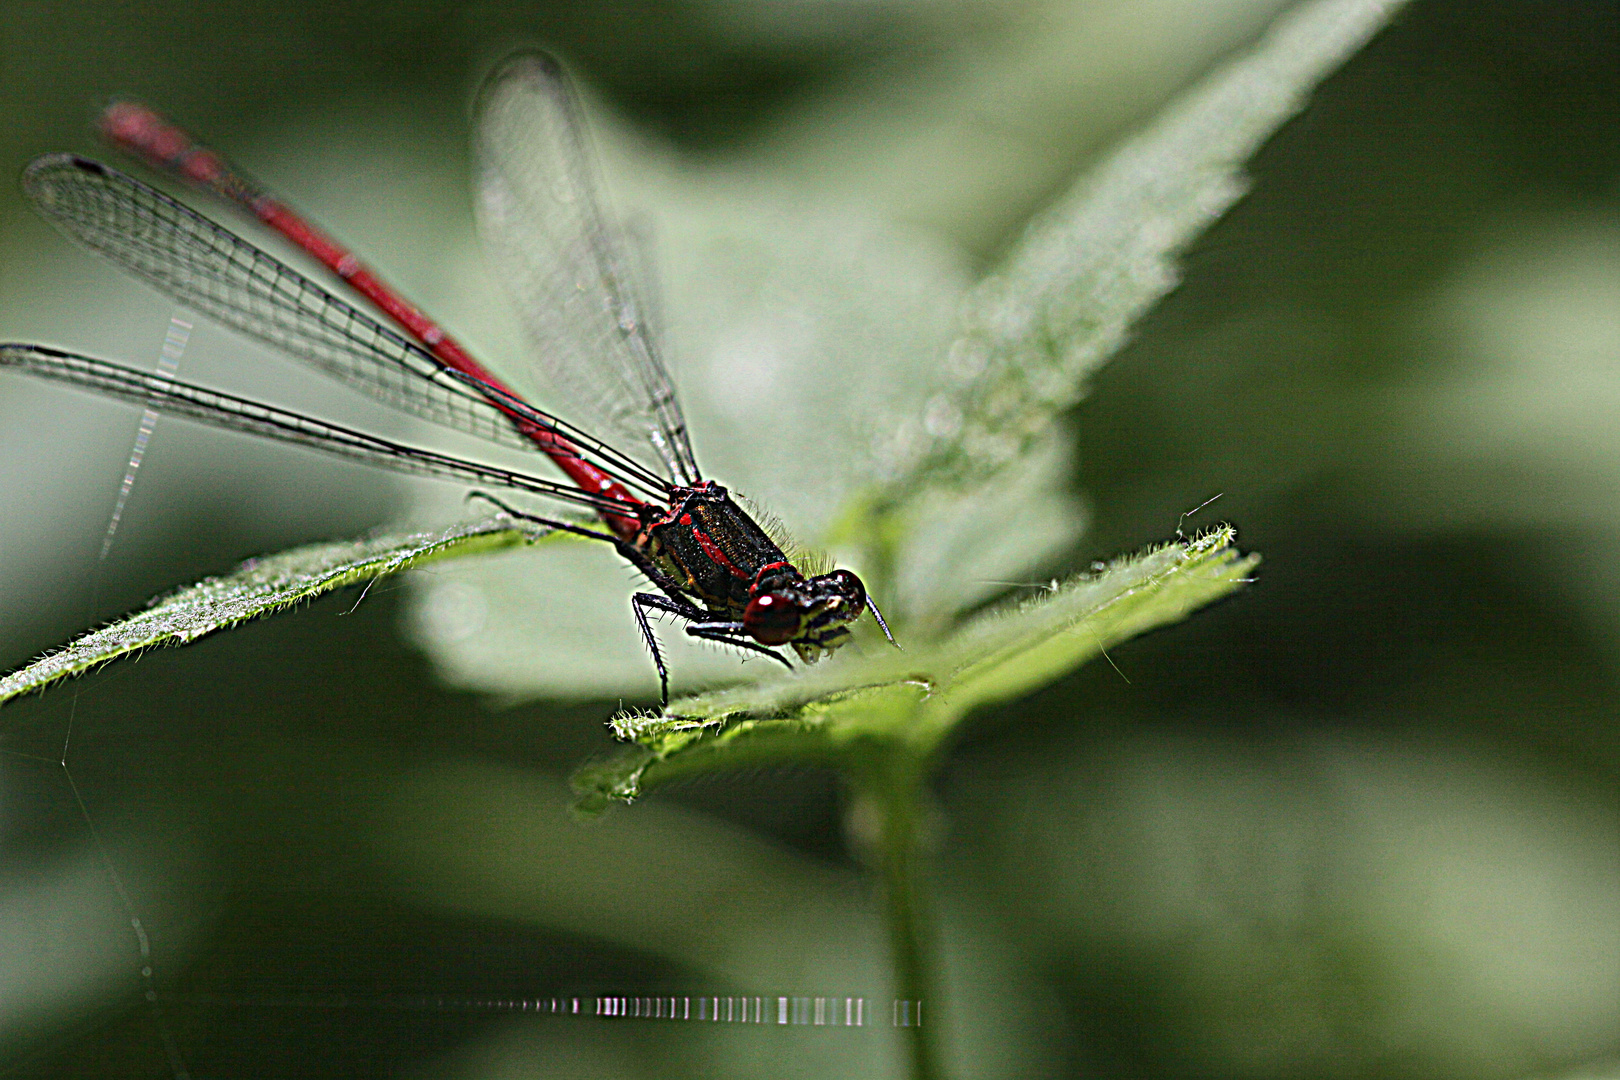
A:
466 491 621 543
470 492 786 703
472 492 677 702
633 591 708 706
684 623 794 669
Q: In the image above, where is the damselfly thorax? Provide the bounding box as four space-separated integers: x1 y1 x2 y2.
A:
634 481 871 661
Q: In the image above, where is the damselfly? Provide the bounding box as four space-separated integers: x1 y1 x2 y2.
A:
1 52 894 705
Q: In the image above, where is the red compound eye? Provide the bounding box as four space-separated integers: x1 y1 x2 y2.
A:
744 592 804 645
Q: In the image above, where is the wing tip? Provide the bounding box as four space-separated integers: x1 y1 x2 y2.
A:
22 153 114 210
22 151 104 180
492 49 564 84
480 48 577 112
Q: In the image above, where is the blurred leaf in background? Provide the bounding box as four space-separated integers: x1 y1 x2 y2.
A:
1 1 1617 1079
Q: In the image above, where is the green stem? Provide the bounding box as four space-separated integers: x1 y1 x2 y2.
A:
862 746 941 1080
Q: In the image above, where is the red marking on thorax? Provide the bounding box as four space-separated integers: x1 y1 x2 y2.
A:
692 527 749 580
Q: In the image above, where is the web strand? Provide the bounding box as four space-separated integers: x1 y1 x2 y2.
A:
57 316 195 1080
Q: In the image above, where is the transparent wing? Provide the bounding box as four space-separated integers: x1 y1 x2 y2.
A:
0 343 628 516
22 154 547 455
474 51 701 486
21 154 669 503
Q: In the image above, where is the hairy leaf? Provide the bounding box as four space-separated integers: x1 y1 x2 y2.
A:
0 516 547 706
871 0 1411 501
576 526 1258 810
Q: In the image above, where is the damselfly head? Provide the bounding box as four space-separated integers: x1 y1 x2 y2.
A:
810 568 867 613
743 567 870 661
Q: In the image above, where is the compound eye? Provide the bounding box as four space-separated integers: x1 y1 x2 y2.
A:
744 592 804 645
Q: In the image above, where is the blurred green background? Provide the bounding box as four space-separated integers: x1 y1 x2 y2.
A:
1 1 1615 1077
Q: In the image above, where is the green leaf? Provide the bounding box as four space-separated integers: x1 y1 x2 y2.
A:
869 0 1410 504
575 526 1258 809
0 516 547 706
411 0 1404 701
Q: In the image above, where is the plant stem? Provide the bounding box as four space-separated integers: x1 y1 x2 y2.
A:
864 746 941 1080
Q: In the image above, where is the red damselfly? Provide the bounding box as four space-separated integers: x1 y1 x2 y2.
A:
1 52 894 705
